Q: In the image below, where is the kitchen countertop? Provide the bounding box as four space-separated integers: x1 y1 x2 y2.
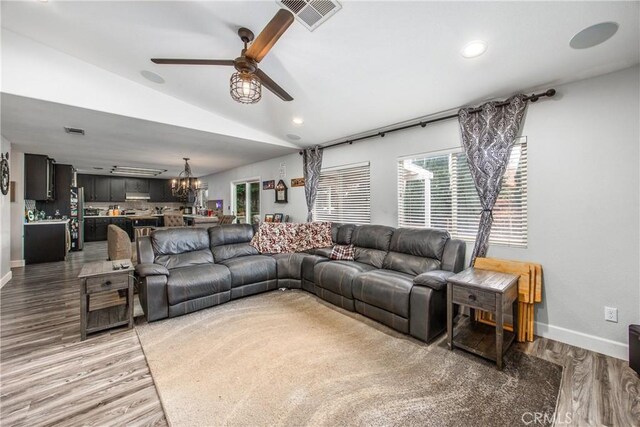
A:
25 219 70 226
84 214 215 219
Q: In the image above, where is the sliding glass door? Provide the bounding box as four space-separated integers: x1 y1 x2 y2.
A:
232 179 260 224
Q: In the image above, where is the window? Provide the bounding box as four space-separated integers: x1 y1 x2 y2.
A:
314 162 371 225
397 138 527 247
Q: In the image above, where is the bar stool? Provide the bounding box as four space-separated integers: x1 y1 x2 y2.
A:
134 227 153 240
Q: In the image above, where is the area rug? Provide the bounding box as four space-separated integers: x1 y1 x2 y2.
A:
136 290 562 427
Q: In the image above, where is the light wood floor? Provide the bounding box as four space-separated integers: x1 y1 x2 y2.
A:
1 242 167 427
1 242 638 426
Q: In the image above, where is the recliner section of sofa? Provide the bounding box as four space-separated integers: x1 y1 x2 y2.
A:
138 228 231 321
314 225 394 311
136 222 465 343
209 224 278 299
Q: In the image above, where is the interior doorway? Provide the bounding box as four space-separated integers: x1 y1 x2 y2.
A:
231 179 260 224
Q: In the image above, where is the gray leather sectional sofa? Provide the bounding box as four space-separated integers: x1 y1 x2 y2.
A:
136 223 465 343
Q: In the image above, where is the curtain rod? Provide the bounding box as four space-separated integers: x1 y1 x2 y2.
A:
298 88 556 155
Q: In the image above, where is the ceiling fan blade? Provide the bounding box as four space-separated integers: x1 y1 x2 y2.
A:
256 69 293 101
151 58 235 66
245 9 294 63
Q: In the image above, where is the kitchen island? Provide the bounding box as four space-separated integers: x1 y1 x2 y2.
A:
24 219 70 264
84 214 219 241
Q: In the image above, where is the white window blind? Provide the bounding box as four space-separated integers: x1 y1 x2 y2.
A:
397 138 528 247
314 162 371 225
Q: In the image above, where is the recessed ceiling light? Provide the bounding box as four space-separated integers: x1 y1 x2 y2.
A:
292 117 304 125
140 70 165 84
570 22 619 49
286 134 301 141
461 40 488 59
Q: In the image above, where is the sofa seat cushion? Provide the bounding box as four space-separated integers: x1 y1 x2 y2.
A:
219 255 277 287
314 261 376 298
352 269 414 318
166 264 231 306
271 252 307 280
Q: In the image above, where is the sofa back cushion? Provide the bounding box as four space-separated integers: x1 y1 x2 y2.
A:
209 224 258 262
352 225 395 268
334 223 357 245
152 228 213 269
382 228 450 276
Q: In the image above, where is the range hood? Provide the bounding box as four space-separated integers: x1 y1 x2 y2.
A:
125 192 150 200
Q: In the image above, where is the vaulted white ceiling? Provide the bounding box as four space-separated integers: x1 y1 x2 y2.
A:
1 1 638 175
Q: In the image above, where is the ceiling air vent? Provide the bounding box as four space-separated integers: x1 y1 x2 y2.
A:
64 126 85 135
277 0 342 32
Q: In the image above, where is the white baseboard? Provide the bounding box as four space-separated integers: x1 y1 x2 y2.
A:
535 321 628 361
10 259 25 268
0 271 12 288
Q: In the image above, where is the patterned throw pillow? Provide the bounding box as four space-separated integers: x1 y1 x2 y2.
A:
330 244 355 261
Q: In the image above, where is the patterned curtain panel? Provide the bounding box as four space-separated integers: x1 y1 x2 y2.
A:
302 146 323 222
458 94 528 263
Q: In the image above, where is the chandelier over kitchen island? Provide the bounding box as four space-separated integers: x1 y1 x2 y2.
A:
172 157 200 201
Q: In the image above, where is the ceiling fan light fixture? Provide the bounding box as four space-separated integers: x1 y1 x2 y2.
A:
230 72 261 104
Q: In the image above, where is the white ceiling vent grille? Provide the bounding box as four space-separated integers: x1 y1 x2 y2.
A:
277 0 342 32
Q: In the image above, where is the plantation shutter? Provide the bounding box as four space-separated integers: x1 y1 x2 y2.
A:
314 162 371 225
397 138 527 247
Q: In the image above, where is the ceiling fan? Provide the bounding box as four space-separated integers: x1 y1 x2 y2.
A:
151 9 295 104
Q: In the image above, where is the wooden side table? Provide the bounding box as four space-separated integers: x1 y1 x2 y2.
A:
78 260 134 340
447 267 519 370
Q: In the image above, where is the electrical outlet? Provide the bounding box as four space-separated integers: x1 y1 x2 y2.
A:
604 306 618 323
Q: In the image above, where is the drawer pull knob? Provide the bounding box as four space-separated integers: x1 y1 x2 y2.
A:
103 281 112 286
468 294 476 301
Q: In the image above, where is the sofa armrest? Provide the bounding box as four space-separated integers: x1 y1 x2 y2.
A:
413 270 455 291
441 239 466 273
135 263 170 278
136 235 155 265
138 274 169 322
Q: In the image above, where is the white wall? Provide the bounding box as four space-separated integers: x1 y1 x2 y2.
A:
202 66 639 360
204 153 305 222
0 137 12 286
9 149 24 267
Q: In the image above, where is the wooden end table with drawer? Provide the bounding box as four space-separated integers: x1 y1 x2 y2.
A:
447 267 519 370
78 260 134 340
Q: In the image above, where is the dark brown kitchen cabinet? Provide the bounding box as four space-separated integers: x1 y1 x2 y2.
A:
85 217 132 242
148 179 165 202
149 179 177 203
94 176 112 202
84 218 96 242
36 164 73 218
25 154 56 201
109 177 126 202
93 218 110 241
77 174 95 202
125 178 149 193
